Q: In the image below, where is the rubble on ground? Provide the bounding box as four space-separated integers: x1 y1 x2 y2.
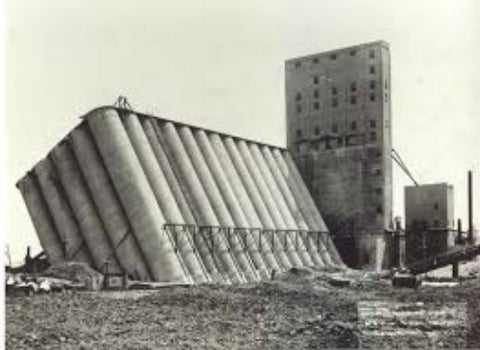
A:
6 262 480 349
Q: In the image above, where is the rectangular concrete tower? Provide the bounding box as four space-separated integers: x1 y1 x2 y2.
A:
285 41 393 269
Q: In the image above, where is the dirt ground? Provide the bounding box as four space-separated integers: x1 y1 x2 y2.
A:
5 262 480 349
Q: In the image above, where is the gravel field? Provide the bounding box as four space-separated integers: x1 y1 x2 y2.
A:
5 266 480 349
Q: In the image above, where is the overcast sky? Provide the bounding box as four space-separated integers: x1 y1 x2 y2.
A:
5 0 480 264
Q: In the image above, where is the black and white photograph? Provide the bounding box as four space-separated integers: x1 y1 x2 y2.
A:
3 0 480 348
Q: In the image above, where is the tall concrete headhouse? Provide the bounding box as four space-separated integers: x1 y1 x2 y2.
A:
285 41 393 269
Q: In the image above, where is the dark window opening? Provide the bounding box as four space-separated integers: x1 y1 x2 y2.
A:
314 127 320 135
331 86 338 95
375 187 382 195
337 137 343 146
312 58 319 64
370 119 377 128
364 253 370 264
369 49 375 58
369 65 375 74
375 168 382 175
434 202 439 210
313 89 319 98
376 205 383 214
350 95 357 105
351 121 357 131
332 98 338 107
350 50 357 57
296 104 302 113
434 219 440 228
369 80 376 89
313 76 319 84
370 132 377 141
296 129 302 138
295 61 301 68
330 53 337 60
350 82 357 92
370 93 376 102
314 102 320 110
295 92 302 101
332 124 338 133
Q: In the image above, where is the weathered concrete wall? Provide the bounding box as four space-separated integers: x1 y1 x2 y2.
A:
405 183 455 262
285 41 393 270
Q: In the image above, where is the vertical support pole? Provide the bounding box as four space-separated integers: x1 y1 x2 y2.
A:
468 171 473 245
457 219 463 245
452 262 459 279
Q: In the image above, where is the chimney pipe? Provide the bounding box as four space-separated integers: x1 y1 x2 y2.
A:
468 171 473 244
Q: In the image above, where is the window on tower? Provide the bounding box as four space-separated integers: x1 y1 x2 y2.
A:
330 53 337 60
369 65 375 74
296 104 302 113
350 82 357 92
370 93 376 102
332 124 338 133
296 129 302 138
312 58 319 64
314 126 320 135
351 121 357 131
313 89 319 98
313 76 319 84
369 80 376 89
332 98 338 107
350 96 357 105
295 92 302 101
331 86 337 95
314 102 320 110
295 61 301 68
369 49 375 59
370 132 377 141
350 50 357 57
370 119 377 128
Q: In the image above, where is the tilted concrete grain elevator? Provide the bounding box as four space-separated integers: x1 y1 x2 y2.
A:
17 107 344 284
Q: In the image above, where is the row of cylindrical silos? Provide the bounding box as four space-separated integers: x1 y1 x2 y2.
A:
17 107 344 284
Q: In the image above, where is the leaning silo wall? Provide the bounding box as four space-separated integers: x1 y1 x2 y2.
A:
16 106 345 285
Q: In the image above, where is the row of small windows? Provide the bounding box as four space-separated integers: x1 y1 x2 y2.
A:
311 69 376 87
295 93 377 112
296 125 378 139
294 135 382 154
295 81 376 102
294 49 377 68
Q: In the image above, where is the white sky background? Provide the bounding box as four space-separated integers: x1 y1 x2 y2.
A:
5 0 480 265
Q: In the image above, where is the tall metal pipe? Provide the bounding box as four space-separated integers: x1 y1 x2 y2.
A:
468 170 473 244
16 175 65 264
282 151 344 266
178 126 255 282
34 158 92 265
271 149 333 267
162 121 243 283
87 108 188 283
249 143 313 267
122 113 206 283
237 140 303 267
209 133 281 272
262 146 325 267
195 129 267 279
140 117 211 283
51 141 122 274
70 125 151 281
